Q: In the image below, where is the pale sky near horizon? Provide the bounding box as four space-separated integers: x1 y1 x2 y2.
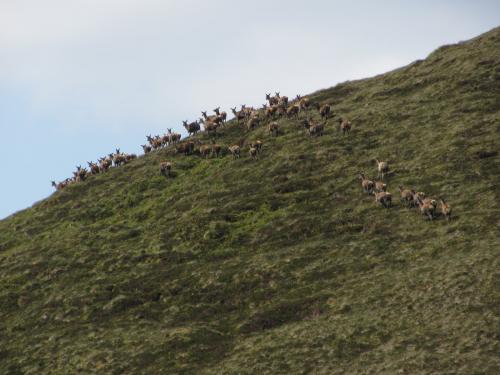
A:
0 0 499 219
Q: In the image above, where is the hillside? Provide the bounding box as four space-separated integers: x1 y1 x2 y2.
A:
1 27 499 374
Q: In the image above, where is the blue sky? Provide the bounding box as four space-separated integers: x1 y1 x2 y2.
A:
0 0 499 219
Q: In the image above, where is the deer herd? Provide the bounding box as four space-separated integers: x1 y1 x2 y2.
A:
359 162 452 221
51 91 451 221
51 149 136 191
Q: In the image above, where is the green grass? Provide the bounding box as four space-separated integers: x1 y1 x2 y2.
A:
1 27 499 374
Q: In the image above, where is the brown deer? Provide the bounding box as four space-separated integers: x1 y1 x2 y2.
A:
339 118 351 135
268 121 279 136
375 159 389 179
319 104 331 120
359 173 375 194
374 191 392 208
228 145 241 159
159 161 172 177
182 120 200 136
440 199 452 220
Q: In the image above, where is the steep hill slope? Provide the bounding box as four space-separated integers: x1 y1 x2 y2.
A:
1 28 499 374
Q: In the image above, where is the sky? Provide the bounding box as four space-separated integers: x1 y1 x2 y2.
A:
0 0 499 219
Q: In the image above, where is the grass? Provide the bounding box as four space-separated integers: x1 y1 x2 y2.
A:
0 27 499 374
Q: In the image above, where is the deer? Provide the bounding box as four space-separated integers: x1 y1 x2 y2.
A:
266 93 279 106
268 121 279 137
319 104 331 120
175 141 195 156
201 110 218 123
249 147 258 160
73 165 88 182
51 180 66 190
374 191 392 208
339 118 351 135
286 104 300 118
159 161 172 177
211 141 223 158
265 105 277 120
278 95 289 107
99 157 112 172
228 145 241 159
399 186 416 207
113 151 126 167
87 161 100 175
374 181 387 193
213 107 227 124
201 119 219 135
199 144 212 158
308 120 325 137
167 128 181 144
359 173 375 194
440 199 452 220
182 120 200 136
416 196 437 220
246 117 260 132
375 159 389 179
250 140 263 153
299 97 310 112
231 107 246 123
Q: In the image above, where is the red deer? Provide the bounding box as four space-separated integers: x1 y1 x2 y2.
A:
73 166 88 182
339 118 351 135
213 107 227 124
124 153 137 163
113 152 126 167
199 144 212 158
228 145 241 159
308 121 325 137
440 199 452 220
374 191 392 208
183 120 201 136
266 93 279 106
416 196 437 220
374 181 387 193
286 104 300 118
99 157 112 172
231 107 246 123
167 128 181 145
268 121 279 136
399 186 415 207
250 140 263 153
159 161 172 177
249 147 258 159
51 180 67 190
375 159 389 179
299 97 310 112
319 104 331 120
87 162 100 175
211 142 223 158
359 174 375 194
278 95 288 107
265 105 277 119
202 119 219 135
175 141 195 156
246 117 259 132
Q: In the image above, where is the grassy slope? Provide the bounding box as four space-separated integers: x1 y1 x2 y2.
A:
1 28 499 375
